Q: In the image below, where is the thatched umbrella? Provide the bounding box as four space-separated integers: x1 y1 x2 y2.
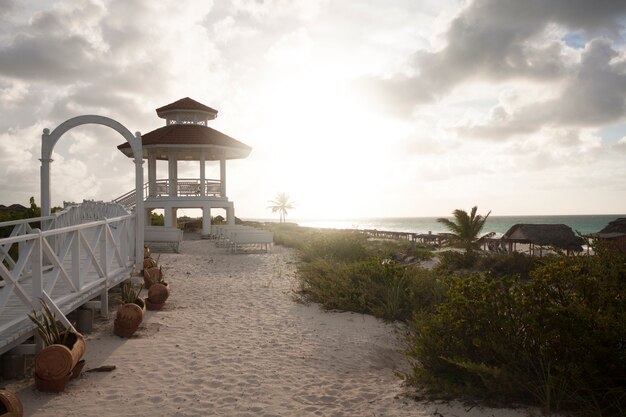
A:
502 224 584 255
587 218 626 253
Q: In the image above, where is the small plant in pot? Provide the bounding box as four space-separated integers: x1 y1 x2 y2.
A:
143 258 163 290
113 280 146 338
143 246 158 272
27 299 86 393
145 268 169 311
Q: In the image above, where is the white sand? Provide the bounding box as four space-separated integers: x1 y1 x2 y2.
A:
5 237 540 416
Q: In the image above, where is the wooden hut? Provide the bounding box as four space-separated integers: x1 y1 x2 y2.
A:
587 218 626 253
501 224 584 256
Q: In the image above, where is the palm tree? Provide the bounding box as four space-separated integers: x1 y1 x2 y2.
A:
437 206 491 252
268 192 295 223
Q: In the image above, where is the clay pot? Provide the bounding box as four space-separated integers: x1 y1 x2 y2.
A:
34 372 71 393
143 267 162 289
0 389 23 416
145 297 164 311
34 332 85 381
113 299 146 338
143 257 157 270
147 282 169 305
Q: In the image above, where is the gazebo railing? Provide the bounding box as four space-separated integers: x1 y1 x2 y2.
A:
146 178 222 198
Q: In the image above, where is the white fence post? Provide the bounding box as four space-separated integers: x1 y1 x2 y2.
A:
31 229 43 352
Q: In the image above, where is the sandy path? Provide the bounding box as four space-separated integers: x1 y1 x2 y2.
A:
5 239 537 416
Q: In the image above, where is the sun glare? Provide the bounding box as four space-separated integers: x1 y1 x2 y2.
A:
253 69 412 218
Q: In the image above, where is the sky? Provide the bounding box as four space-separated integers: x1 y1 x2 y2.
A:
1 0 626 220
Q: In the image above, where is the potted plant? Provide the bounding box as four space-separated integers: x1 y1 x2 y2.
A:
145 269 170 310
113 280 145 338
143 264 162 289
142 246 161 272
27 300 86 393
0 389 23 416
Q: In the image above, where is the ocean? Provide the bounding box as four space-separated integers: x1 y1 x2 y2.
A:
254 215 626 237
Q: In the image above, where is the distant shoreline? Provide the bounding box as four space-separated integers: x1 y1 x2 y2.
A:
247 214 626 236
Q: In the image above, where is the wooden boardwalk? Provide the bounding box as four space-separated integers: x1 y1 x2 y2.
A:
0 203 136 355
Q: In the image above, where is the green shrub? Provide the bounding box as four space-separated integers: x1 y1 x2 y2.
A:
435 250 479 271
298 256 443 322
405 245 626 416
474 251 542 280
299 232 369 263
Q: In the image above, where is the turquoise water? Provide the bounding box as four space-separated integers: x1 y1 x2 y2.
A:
253 215 626 236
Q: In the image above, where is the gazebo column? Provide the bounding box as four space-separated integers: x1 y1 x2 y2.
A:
148 153 157 197
220 159 226 197
202 205 211 237
200 149 206 197
164 206 177 228
226 204 234 226
168 153 178 197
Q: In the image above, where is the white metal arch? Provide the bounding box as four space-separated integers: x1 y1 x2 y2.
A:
40 115 144 264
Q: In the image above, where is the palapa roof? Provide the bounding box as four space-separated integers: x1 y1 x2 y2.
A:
587 218 626 240
117 124 252 160
598 218 626 235
502 224 584 251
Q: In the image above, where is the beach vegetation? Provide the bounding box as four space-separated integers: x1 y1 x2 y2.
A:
437 206 491 252
437 250 541 280
272 222 625 416
406 242 626 416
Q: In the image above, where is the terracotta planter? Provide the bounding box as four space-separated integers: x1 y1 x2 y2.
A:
143 267 162 289
143 257 157 270
147 282 169 305
0 389 23 416
113 299 146 338
145 297 164 311
34 372 71 393
34 332 85 381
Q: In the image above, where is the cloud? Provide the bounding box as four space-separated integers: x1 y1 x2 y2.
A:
357 0 626 115
458 39 626 139
615 137 626 153
0 3 110 82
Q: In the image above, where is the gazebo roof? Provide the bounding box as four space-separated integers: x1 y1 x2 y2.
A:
117 124 252 160
156 97 218 120
502 224 584 251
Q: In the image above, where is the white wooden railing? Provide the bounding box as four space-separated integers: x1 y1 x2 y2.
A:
113 178 223 209
0 201 135 354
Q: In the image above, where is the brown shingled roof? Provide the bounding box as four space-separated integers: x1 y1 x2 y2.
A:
156 97 218 116
117 124 251 159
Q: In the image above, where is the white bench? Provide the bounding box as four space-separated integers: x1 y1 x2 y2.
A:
229 231 273 253
144 226 183 252
212 225 253 245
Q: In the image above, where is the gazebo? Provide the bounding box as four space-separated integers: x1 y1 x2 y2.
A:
117 97 251 238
